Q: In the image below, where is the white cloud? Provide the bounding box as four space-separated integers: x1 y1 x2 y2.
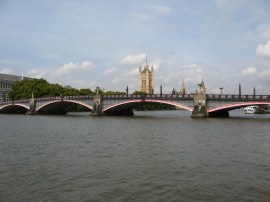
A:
103 67 117 75
81 61 93 69
0 68 13 74
40 53 59 60
27 69 46 79
56 61 94 75
68 80 97 89
182 64 203 82
130 4 170 23
124 68 138 76
121 54 146 66
146 4 171 15
257 25 270 40
130 13 153 22
216 0 245 11
241 67 257 76
256 40 270 57
157 63 203 89
151 60 162 71
258 69 270 78
110 67 138 85
184 64 200 70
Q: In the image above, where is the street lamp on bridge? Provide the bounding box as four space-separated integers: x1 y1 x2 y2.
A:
126 86 128 95
219 87 223 95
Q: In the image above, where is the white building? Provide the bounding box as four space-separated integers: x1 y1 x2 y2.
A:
0 73 23 102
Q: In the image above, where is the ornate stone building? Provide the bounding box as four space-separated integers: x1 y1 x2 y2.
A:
139 60 154 94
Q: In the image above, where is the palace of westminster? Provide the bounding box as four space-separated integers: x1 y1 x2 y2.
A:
139 58 187 95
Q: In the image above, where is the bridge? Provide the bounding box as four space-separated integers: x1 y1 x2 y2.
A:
0 89 269 118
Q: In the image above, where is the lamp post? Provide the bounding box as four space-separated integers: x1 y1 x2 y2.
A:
219 87 223 95
239 83 241 97
126 86 128 95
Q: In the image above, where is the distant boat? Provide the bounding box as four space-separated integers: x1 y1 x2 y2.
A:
244 105 270 114
244 106 258 114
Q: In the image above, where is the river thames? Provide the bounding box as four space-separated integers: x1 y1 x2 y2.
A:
1 110 270 202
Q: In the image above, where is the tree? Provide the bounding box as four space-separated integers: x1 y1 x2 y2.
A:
8 79 94 100
132 91 147 95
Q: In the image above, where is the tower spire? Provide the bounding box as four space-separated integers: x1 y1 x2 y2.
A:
200 78 206 94
146 55 148 65
180 79 186 95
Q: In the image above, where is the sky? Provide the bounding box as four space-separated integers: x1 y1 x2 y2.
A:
0 0 270 94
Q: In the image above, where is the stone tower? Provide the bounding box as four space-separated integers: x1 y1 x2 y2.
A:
180 80 186 95
139 57 154 94
200 78 206 94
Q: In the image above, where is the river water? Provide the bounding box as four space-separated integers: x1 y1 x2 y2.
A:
1 110 270 202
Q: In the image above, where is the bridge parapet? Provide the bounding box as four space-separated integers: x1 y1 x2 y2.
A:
1 93 269 117
102 94 194 100
207 94 270 101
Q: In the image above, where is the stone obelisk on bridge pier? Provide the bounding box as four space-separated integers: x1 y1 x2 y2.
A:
191 79 208 118
91 87 103 116
26 92 36 115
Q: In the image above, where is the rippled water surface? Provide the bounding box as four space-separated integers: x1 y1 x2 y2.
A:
1 110 270 202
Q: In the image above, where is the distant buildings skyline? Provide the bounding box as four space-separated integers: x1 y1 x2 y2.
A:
1 1 270 94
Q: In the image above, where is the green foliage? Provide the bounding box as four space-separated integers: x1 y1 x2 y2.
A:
79 88 94 95
132 91 147 95
131 91 175 110
8 78 127 100
8 78 95 100
136 103 176 111
103 91 126 95
66 104 90 112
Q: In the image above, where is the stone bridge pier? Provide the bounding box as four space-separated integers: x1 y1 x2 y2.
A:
26 93 36 115
191 80 208 118
91 87 103 116
191 92 208 118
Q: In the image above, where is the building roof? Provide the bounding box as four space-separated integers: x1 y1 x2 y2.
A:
0 73 31 82
141 64 154 73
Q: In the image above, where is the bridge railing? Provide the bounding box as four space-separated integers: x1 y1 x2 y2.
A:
1 94 269 105
207 94 270 100
35 95 94 101
0 99 30 105
102 94 194 99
